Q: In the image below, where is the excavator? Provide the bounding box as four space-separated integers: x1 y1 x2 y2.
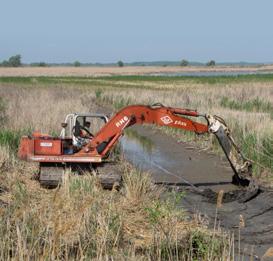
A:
18 103 258 197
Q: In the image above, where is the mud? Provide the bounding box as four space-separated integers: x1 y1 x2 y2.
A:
120 125 273 260
199 188 261 204
181 189 273 260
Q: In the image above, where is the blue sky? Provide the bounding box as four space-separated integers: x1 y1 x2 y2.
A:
1 0 272 63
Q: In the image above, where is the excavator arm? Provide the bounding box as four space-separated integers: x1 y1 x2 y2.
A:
85 104 253 184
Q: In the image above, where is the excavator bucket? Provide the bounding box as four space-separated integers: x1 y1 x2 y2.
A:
207 115 260 202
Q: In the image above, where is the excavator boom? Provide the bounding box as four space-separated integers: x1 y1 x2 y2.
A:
84 104 252 184
86 104 208 156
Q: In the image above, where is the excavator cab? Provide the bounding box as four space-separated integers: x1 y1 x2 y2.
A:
59 113 109 153
60 113 108 139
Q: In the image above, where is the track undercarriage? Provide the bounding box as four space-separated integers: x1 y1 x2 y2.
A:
39 162 122 189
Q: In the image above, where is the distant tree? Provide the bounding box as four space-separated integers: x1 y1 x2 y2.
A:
74 61 81 67
8 54 22 67
117 60 124 67
30 62 47 67
38 62 47 67
206 60 216 66
180 59 189 66
1 60 9 67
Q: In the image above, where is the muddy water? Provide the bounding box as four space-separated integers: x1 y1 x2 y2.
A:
120 126 273 260
121 126 237 192
150 71 273 77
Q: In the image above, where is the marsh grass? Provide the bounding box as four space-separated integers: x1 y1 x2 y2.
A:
0 129 30 152
0 75 272 259
98 92 132 110
242 134 273 173
0 159 232 260
2 74 273 88
220 96 273 114
0 97 7 126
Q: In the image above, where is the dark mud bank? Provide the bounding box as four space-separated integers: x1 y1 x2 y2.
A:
182 189 273 260
120 126 273 260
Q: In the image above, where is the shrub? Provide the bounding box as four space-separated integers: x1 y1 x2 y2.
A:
1 55 22 67
1 60 9 67
74 61 81 67
8 55 22 67
117 60 124 67
95 88 103 99
206 60 216 66
37 62 47 67
180 59 189 66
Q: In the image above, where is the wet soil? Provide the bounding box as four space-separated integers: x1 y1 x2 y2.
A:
120 126 273 260
181 189 273 260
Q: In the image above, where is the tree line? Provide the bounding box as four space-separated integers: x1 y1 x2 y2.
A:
0 55 216 67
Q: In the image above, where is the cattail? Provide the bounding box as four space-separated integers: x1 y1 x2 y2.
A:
217 190 224 208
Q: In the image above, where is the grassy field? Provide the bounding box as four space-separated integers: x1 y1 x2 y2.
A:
1 74 271 174
0 74 272 259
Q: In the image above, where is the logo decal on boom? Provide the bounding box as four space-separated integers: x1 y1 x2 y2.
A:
160 116 173 125
115 116 129 127
174 120 187 127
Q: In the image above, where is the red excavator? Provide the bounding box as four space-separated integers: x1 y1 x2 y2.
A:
18 103 255 191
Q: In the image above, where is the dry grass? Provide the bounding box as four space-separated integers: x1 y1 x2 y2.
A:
0 75 272 259
0 155 231 260
0 85 97 132
101 81 273 138
0 65 273 77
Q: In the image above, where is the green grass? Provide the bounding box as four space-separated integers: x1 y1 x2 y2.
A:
0 129 31 152
209 121 273 173
0 97 7 126
242 134 273 173
220 96 273 114
91 74 273 84
1 73 273 87
99 93 132 110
